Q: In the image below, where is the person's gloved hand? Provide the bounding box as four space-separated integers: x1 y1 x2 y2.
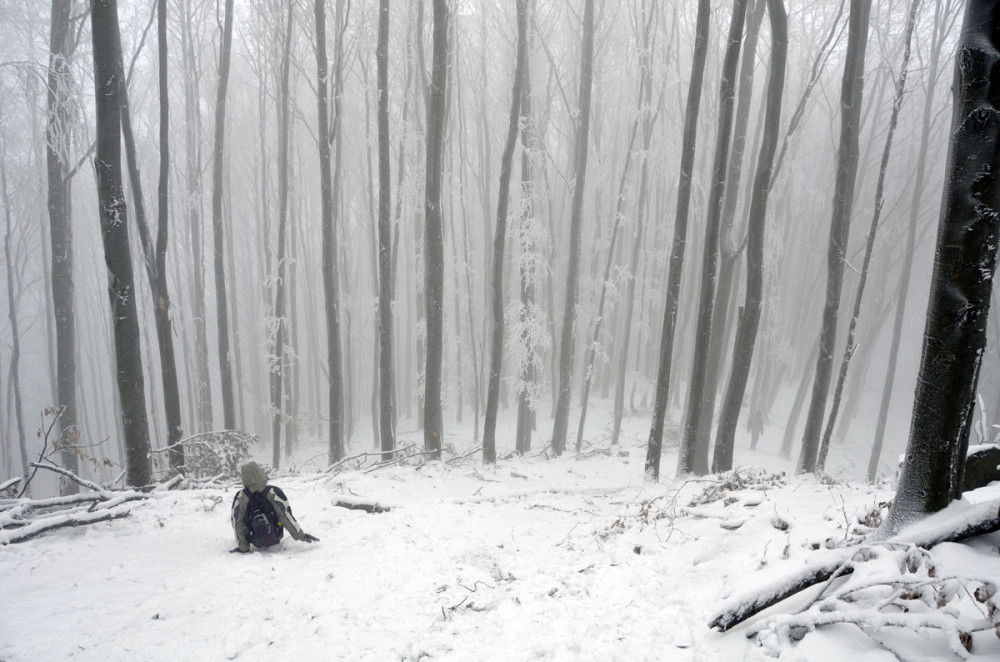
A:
302 533 320 543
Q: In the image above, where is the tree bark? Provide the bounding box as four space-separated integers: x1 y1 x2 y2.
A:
550 0 596 457
678 0 750 477
46 0 79 493
377 0 397 458
645 0 710 481
316 0 345 464
712 0 788 473
883 0 1000 534
423 0 450 459
90 0 152 488
483 0 527 465
211 0 236 430
797 0 872 474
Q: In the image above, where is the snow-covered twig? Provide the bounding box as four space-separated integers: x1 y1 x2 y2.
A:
29 462 111 498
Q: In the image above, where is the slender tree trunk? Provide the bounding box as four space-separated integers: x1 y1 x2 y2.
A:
423 0 450 458
869 0 957 482
645 0 711 481
712 0 787 473
678 0 750 477
316 0 345 463
377 0 396 457
797 0 872 474
211 0 236 430
883 0 1000 533
47 0 79 493
91 0 152 488
1 154 29 490
817 0 919 472
550 0 596 457
483 0 528 465
270 0 294 468
179 0 211 434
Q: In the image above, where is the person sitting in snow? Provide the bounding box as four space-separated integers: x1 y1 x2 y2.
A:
230 461 319 553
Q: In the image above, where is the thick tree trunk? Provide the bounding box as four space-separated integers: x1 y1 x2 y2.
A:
377 0 396 457
91 0 152 488
712 0 787 473
211 0 236 430
550 0 596 457
423 0 450 459
645 0 710 481
883 0 1000 534
678 0 750 477
797 0 872 474
483 0 527 465
46 0 79 493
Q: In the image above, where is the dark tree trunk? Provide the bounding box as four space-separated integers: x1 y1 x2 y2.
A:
211 0 236 430
883 0 1000 534
797 0 871 474
377 0 396 458
316 0 345 463
118 0 184 469
678 0 750 477
816 0 919 472
550 0 596 457
483 0 527 465
423 0 450 459
2 154 29 489
90 0 152 488
712 0 787 473
47 0 79 493
645 0 710 481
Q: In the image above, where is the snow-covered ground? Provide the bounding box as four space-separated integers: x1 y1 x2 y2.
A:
2 407 999 661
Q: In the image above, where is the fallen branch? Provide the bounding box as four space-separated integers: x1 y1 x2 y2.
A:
333 495 391 513
0 508 131 544
710 498 1000 631
30 461 112 498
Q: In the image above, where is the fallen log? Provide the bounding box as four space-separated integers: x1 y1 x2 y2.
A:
709 498 1000 632
333 496 392 513
0 509 132 544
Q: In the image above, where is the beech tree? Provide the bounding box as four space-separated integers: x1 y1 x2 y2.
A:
883 0 1000 534
90 0 152 487
376 0 396 457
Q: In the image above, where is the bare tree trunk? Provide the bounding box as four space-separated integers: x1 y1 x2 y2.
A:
316 0 345 463
645 0 710 481
1 151 29 490
868 0 959 482
483 0 528 465
551 0 596 457
712 0 787 473
47 0 79 493
883 0 1000 534
90 0 152 488
211 0 236 430
377 0 396 457
816 0 919 472
678 0 750 477
797 0 871 474
270 0 294 469
423 0 450 459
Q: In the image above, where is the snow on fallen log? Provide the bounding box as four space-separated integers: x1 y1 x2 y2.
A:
709 498 1000 632
0 508 132 544
333 495 393 513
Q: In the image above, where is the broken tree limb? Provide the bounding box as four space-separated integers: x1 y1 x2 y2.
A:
333 495 392 513
0 508 132 544
709 498 1000 631
29 461 112 498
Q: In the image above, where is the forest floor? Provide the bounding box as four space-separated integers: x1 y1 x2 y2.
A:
2 403 999 661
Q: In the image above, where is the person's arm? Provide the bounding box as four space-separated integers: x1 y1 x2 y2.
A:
231 490 251 552
267 486 306 540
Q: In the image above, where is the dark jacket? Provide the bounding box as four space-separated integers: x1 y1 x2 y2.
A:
231 461 305 552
